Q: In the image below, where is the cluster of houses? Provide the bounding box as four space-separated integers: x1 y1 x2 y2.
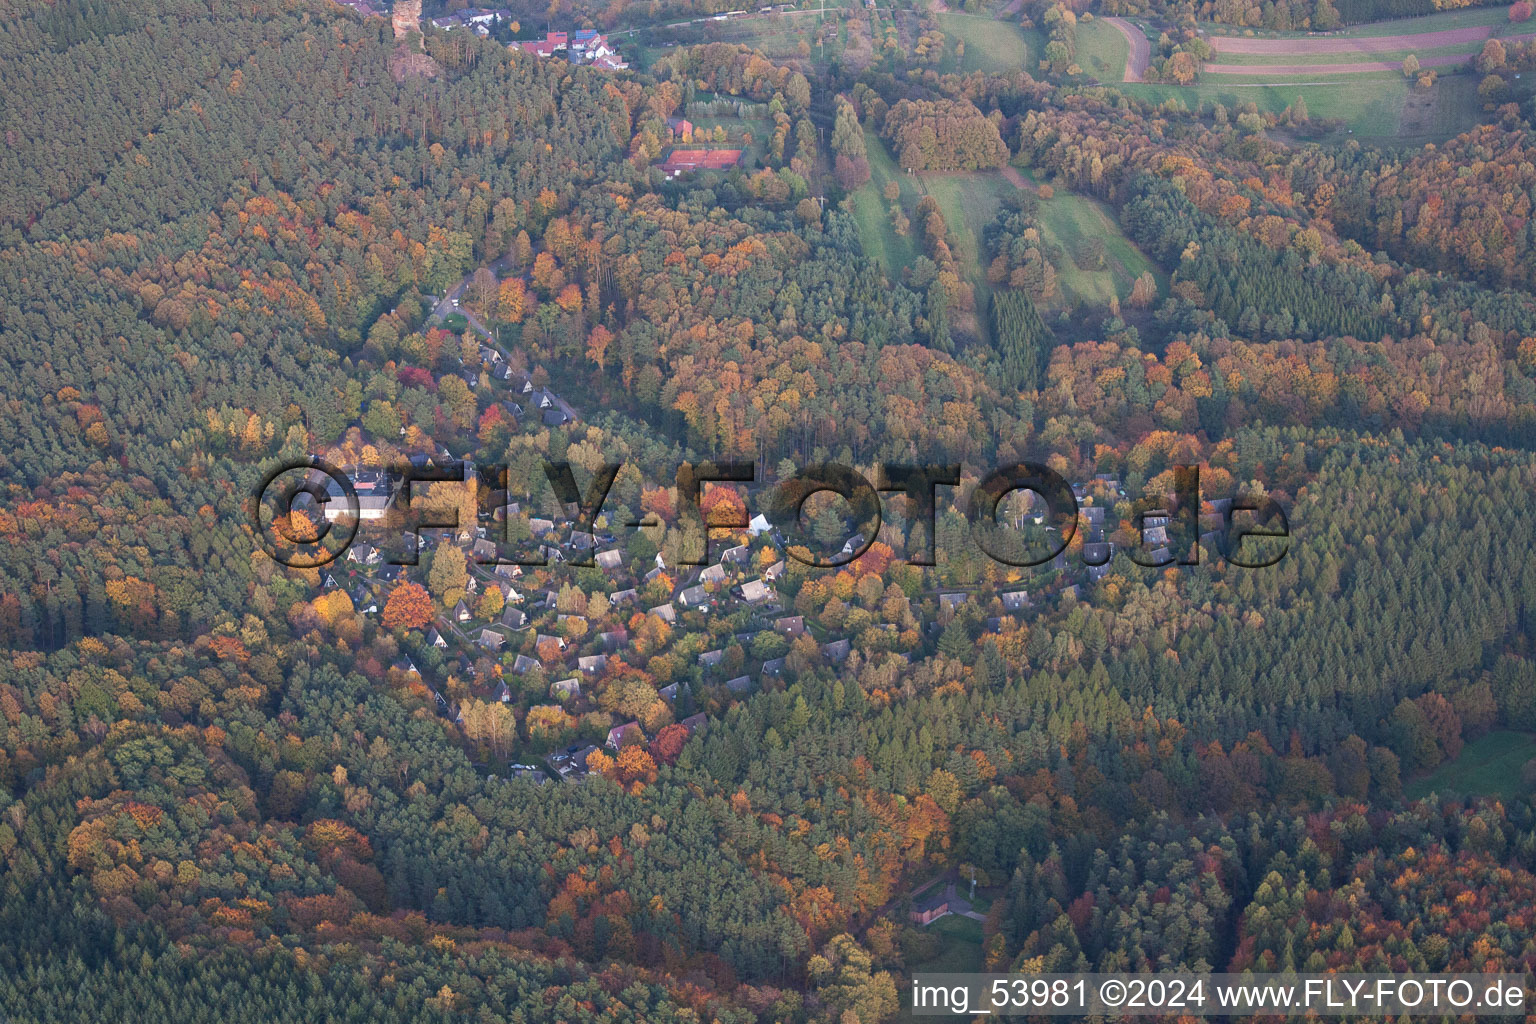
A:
517 28 629 69
322 448 1236 789
333 0 384 17
430 6 513 33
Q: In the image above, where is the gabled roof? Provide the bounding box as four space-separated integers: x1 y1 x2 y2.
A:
821 639 851 662
738 579 772 603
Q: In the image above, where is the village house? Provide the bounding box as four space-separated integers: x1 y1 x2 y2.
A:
678 585 710 609
909 885 951 926
1001 590 1030 612
699 649 725 669
606 722 643 750
551 677 581 700
578 654 607 676
735 579 773 604
774 615 805 637
725 676 754 695
648 603 677 624
822 639 851 662
698 564 728 585
595 549 624 570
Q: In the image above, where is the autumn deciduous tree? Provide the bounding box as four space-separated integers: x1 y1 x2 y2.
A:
651 723 690 764
383 582 432 630
615 746 658 787
428 545 468 607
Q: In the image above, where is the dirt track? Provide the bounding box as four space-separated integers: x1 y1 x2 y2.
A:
1104 16 1150 82
1208 22 1497 54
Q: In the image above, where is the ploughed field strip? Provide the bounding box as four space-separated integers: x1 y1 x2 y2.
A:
1202 22 1536 75
1208 21 1505 53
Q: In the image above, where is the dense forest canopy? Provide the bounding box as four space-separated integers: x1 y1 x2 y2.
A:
5 0 1536 1018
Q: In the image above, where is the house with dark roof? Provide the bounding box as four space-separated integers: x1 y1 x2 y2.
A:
699 649 725 669
1001 590 1030 612
477 628 505 652
500 606 528 629
678 585 710 608
725 675 754 695
821 639 851 662
681 712 708 734
578 654 607 676
648 603 676 623
552 677 581 700
512 654 540 674
609 588 638 605
775 615 805 636
761 657 786 676
909 884 951 926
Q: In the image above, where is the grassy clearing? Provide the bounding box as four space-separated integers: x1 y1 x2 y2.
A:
1020 172 1161 308
851 126 920 273
908 914 985 973
1123 72 1480 142
913 169 1016 342
1077 16 1131 81
935 12 1036 72
895 914 986 1022
1405 730 1536 802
